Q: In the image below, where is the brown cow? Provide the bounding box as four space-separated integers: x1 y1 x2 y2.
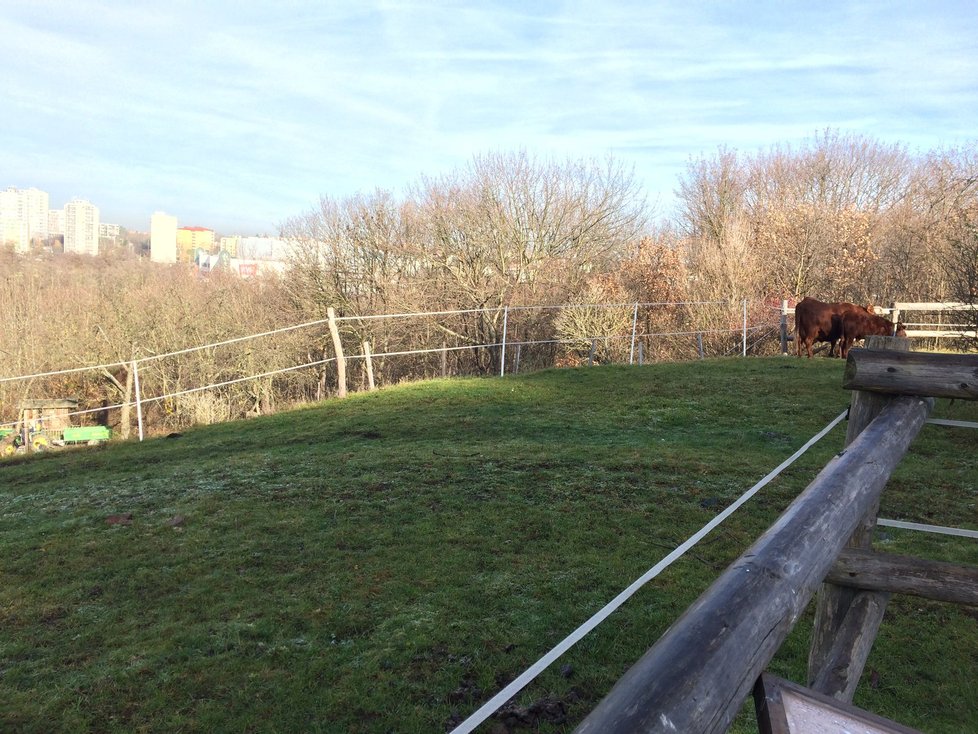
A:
794 297 875 358
839 311 907 357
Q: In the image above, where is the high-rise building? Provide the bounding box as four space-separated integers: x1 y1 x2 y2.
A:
21 187 49 243
0 215 25 252
64 199 100 256
176 226 214 262
48 208 65 237
0 186 49 252
0 189 26 252
151 212 178 263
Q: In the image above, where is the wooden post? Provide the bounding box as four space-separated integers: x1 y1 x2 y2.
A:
589 339 597 366
629 303 639 365
362 341 375 391
500 306 509 377
808 335 909 700
441 341 448 377
697 332 705 359
638 342 644 365
780 299 789 355
327 307 347 398
742 298 748 356
132 360 145 442
514 343 521 374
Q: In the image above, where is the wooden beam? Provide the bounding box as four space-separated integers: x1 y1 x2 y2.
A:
573 395 932 734
827 548 978 605
844 349 978 400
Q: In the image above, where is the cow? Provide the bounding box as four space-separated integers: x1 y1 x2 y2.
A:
839 311 907 358
794 297 875 358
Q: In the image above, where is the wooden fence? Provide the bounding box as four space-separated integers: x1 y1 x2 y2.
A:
778 300 978 354
574 337 978 733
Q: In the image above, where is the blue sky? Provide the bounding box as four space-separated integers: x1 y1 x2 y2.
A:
2 0 976 235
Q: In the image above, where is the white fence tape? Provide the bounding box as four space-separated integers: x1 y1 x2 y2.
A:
927 418 978 430
877 519 978 539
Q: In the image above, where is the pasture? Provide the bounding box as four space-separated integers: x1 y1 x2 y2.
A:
0 358 976 733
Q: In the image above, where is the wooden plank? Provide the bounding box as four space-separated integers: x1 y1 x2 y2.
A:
903 329 978 338
844 349 978 400
827 548 978 605
893 301 973 311
572 395 932 734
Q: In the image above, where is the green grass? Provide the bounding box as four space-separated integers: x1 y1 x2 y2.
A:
1 358 976 733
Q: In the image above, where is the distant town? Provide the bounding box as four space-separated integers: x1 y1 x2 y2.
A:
1 186 288 277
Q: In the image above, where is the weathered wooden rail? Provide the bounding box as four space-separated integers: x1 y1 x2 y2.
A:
574 338 978 733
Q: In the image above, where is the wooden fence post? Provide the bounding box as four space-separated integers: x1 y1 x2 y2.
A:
441 341 448 377
132 360 144 442
500 306 509 377
638 342 644 366
362 341 375 391
697 332 704 359
514 343 521 374
589 339 597 366
742 298 748 356
807 334 909 700
327 307 347 398
629 303 639 365
780 299 789 355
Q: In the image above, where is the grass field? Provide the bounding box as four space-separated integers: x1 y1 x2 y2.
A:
1 357 976 733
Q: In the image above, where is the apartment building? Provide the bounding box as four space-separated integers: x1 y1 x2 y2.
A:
219 235 240 257
64 199 100 256
1 186 49 252
48 208 65 237
150 211 178 263
177 226 215 262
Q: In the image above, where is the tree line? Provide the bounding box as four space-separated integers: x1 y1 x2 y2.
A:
1 132 975 435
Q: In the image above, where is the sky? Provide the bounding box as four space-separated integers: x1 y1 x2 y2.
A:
2 0 976 236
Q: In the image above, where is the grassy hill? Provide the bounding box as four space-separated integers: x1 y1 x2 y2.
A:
1 358 976 733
